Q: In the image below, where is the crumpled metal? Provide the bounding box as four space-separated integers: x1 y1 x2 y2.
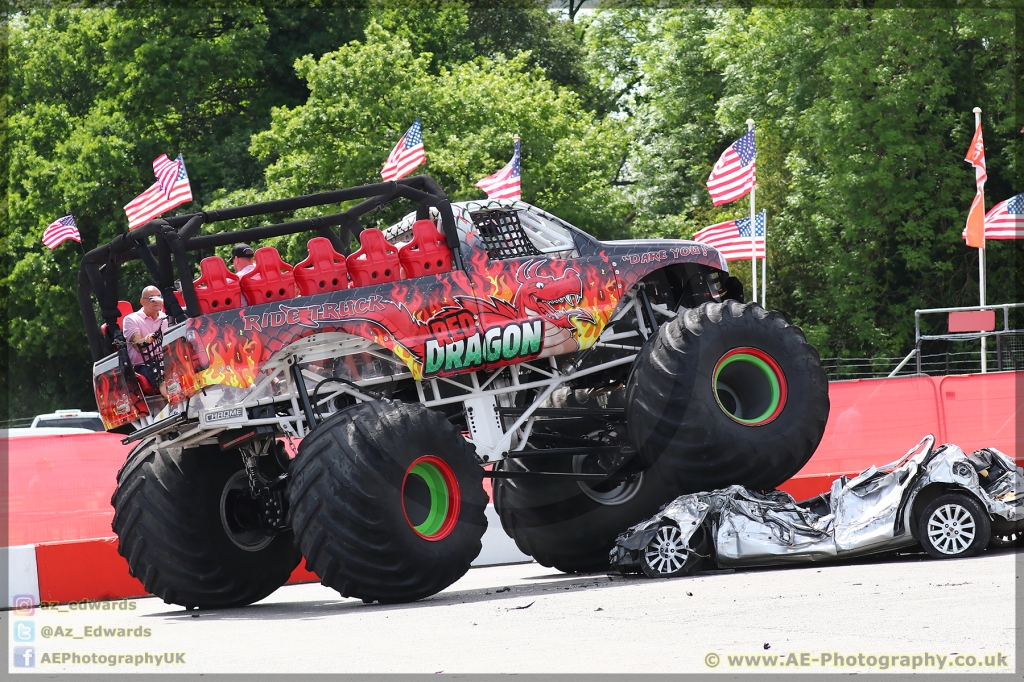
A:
610 435 1024 572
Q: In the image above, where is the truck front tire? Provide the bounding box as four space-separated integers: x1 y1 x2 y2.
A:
625 301 829 493
287 401 488 603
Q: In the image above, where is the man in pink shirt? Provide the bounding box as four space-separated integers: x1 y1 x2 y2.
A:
122 285 169 396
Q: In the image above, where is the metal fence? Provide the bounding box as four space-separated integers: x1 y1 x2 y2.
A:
821 330 1024 381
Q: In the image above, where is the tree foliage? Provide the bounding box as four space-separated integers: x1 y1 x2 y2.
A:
624 8 1019 356
234 20 628 264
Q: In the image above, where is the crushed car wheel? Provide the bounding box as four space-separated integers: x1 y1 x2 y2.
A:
625 301 829 492
111 442 301 609
989 532 1022 548
493 453 679 573
918 492 991 559
640 524 709 579
286 401 487 604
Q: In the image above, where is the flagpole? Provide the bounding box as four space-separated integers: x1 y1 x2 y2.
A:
974 106 986 373
747 118 756 304
74 214 85 256
761 210 767 308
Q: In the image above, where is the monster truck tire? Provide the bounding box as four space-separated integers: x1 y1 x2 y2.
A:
493 454 679 573
111 442 301 609
625 300 829 492
286 401 487 603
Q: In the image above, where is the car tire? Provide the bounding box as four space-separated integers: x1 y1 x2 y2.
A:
640 523 709 578
286 401 487 604
917 492 991 559
625 300 829 493
493 453 680 573
111 442 301 609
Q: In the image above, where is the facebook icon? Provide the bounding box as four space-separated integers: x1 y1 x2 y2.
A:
13 646 35 668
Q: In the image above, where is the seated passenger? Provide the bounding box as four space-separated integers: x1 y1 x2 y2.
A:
121 285 169 398
232 243 256 276
232 243 256 306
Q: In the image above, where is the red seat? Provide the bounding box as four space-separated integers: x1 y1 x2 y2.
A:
347 229 401 287
294 237 351 296
193 257 242 314
115 300 134 329
160 291 187 314
135 372 155 396
399 220 452 278
102 300 136 338
240 247 296 304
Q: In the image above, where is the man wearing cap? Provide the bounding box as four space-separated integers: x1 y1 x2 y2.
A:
232 243 256 276
232 243 256 305
122 285 169 397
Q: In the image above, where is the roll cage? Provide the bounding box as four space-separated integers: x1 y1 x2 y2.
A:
79 175 464 362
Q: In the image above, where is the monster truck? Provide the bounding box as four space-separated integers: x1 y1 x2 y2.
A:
79 175 829 609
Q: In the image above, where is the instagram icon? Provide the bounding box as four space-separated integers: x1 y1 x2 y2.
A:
12 595 35 616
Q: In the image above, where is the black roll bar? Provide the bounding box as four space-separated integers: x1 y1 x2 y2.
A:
78 176 461 362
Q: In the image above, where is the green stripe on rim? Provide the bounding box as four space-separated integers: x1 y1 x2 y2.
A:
713 347 788 426
402 456 461 541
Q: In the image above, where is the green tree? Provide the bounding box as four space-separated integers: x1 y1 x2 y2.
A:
231 20 629 263
624 8 1018 361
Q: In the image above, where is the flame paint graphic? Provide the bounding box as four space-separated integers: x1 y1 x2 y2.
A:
96 249 623 417
93 367 150 430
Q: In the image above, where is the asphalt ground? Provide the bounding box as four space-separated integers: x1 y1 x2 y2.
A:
9 547 1019 675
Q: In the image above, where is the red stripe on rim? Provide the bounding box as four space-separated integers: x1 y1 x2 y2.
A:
714 347 788 425
401 455 461 541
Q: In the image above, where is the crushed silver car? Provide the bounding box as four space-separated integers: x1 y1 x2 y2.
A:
610 435 1024 578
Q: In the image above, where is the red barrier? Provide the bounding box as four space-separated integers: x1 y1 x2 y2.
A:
35 539 145 604
33 537 321 603
779 371 1020 500
5 432 132 546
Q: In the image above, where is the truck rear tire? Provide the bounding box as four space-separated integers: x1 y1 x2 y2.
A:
493 453 678 573
286 401 487 603
111 442 301 609
625 301 829 492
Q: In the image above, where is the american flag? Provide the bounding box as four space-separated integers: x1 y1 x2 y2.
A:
42 215 81 250
983 192 1024 240
475 138 521 201
691 210 766 260
153 154 180 200
124 154 193 229
381 119 426 182
707 129 756 206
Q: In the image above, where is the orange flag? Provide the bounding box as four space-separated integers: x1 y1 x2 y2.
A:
963 122 986 248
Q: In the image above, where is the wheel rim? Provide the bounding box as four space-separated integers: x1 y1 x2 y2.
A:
713 347 788 426
643 525 689 575
573 455 644 506
402 456 461 541
220 470 275 552
926 503 976 555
